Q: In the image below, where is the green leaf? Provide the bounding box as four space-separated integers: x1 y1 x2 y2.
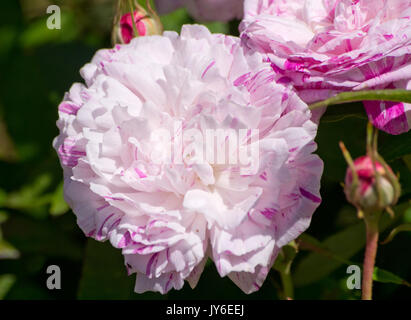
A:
49 182 69 216
160 8 191 33
0 274 16 299
373 267 411 287
298 233 411 288
403 206 411 223
0 211 8 225
294 203 407 287
381 223 411 244
294 222 365 287
309 89 411 110
19 12 80 49
203 21 229 34
5 173 53 217
0 240 20 259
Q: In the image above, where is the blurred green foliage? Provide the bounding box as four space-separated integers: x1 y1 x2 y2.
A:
0 0 409 300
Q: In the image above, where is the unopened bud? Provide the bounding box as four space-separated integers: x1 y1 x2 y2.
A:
344 156 399 213
113 2 162 45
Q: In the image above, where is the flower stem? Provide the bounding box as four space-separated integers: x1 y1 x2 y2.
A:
362 217 379 300
308 89 411 110
128 0 138 37
280 269 294 300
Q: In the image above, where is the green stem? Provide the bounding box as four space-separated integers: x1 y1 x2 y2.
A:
308 89 411 110
128 0 138 37
280 268 294 300
362 216 379 300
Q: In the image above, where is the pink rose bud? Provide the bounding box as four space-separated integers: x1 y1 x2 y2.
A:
113 3 162 44
344 156 399 213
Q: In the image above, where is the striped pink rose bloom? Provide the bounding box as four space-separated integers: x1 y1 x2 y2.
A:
240 0 411 134
53 25 323 294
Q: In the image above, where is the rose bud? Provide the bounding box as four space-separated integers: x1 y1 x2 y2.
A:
344 155 400 214
113 2 162 44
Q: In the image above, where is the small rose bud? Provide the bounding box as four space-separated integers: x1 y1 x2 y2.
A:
344 156 399 213
113 2 162 45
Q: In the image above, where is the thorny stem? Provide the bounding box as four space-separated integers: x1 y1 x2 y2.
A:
362 215 380 300
340 124 388 300
363 124 382 300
